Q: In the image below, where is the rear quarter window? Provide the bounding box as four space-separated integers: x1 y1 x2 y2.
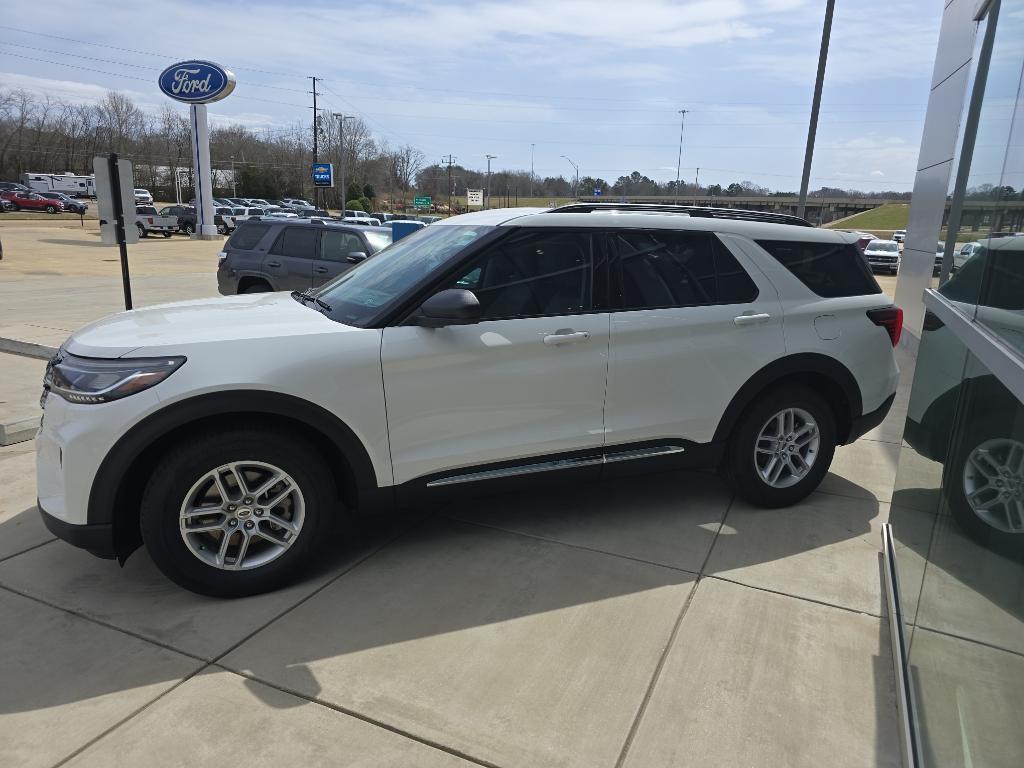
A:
229 222 272 250
755 239 881 298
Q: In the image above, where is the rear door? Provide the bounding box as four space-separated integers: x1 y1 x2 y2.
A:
315 229 366 286
265 226 318 291
603 228 785 448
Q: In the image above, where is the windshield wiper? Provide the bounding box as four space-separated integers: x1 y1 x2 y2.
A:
291 290 332 312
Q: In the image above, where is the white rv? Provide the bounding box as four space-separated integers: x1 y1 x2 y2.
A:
20 173 96 198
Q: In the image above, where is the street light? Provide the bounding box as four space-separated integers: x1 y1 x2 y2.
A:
530 143 535 198
560 155 579 199
230 155 237 197
333 113 356 214
485 154 497 209
674 109 688 205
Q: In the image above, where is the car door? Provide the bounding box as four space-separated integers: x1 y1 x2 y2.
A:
380 228 610 486
315 229 366 286
603 228 785 448
264 226 317 291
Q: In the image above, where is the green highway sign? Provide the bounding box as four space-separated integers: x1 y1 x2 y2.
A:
413 196 432 207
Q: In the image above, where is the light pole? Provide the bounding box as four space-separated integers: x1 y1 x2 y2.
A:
485 154 497 209
530 143 535 198
674 109 688 205
560 155 578 199
333 113 356 214
230 156 237 197
798 0 835 220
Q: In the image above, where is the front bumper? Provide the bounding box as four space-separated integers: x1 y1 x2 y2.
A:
39 501 116 559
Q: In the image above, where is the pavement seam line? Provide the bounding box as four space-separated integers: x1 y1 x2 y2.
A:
49 663 214 768
445 514 704 576
209 664 506 768
612 491 734 768
704 573 885 620
0 536 57 564
912 622 1024 661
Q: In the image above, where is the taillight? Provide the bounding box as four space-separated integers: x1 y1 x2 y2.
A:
867 306 903 346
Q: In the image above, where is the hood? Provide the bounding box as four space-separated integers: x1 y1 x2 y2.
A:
66 292 345 358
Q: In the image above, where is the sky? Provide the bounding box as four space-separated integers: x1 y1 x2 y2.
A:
0 0 942 192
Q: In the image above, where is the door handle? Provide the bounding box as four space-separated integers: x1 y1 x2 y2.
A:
314 266 328 273
543 330 591 345
733 312 771 326
266 260 281 267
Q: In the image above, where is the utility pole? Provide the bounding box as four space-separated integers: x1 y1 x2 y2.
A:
560 155 578 199
798 0 835 220
530 143 535 198
485 154 497 209
230 156 237 197
333 113 355 214
308 76 320 207
674 109 688 205
695 167 699 197
441 154 456 214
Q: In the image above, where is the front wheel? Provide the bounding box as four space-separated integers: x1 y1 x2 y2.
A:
137 223 148 238
140 428 342 597
162 231 172 238
725 385 837 508
46 205 57 214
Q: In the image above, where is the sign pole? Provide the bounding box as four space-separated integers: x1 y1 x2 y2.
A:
190 103 218 238
108 153 133 311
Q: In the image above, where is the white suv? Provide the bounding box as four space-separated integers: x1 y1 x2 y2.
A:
37 204 901 596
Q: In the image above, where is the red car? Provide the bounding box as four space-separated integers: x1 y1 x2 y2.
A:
0 191 65 213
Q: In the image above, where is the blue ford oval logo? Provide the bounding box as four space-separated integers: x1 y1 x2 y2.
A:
158 60 236 104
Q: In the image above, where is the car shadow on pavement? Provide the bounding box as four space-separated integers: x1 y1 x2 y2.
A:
37 238 109 248
0 467 887 719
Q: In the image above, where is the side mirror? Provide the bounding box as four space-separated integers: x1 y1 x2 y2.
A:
415 289 481 328
346 251 368 263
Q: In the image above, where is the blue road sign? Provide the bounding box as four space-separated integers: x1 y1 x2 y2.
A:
594 188 602 196
312 163 334 187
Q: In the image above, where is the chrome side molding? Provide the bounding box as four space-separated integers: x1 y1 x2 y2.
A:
425 444 686 487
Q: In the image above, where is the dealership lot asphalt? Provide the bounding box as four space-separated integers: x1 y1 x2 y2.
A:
0 218 909 766
0 347 911 768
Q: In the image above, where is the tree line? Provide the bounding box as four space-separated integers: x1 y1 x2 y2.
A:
1 86 914 208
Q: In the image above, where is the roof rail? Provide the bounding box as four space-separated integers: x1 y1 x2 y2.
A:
547 202 813 227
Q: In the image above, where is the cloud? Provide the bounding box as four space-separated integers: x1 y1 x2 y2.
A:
0 71 148 105
871 169 885 176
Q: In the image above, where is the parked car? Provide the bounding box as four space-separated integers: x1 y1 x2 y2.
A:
135 205 177 237
38 204 900 596
39 192 88 214
340 216 381 226
0 181 30 193
283 197 313 208
0 191 65 213
904 236 1024 558
0 198 15 213
892 229 907 244
159 205 234 235
863 239 901 274
954 241 982 271
134 189 154 204
934 242 946 276
217 219 393 295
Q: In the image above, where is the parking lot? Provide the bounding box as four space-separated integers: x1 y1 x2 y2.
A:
0 217 912 767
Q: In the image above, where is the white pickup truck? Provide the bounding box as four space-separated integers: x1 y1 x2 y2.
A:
134 205 178 238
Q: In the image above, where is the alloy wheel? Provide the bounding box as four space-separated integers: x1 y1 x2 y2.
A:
178 460 305 570
754 407 820 489
963 438 1024 533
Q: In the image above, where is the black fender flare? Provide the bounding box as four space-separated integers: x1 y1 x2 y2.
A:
711 353 863 446
87 390 380 527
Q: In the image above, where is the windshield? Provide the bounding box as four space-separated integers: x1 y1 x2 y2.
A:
870 241 898 252
316 224 493 326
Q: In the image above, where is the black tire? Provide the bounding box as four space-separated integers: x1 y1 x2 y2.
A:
137 223 148 238
182 222 195 235
725 384 837 508
46 205 57 214
162 231 172 238
11 203 20 211
944 418 1024 560
241 282 271 294
140 428 343 597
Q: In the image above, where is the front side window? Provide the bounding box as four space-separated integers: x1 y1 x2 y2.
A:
320 231 365 263
447 230 593 320
271 227 318 260
611 230 757 309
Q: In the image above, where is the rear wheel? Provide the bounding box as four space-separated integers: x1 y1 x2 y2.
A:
45 205 57 214
182 222 195 235
162 231 172 238
140 428 342 597
726 385 837 507
136 223 148 238
241 281 271 294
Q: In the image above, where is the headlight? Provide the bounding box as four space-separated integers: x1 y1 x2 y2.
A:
45 353 186 405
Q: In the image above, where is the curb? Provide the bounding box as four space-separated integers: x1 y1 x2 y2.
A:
0 337 57 360
0 415 39 446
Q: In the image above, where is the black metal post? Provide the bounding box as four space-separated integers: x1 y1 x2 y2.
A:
797 0 835 220
108 153 132 310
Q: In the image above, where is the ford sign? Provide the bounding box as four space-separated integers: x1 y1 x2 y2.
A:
158 61 236 104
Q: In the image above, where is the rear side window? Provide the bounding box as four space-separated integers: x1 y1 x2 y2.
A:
229 222 271 250
271 227 319 259
611 230 758 309
756 240 880 298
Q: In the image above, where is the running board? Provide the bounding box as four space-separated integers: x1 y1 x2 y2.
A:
425 445 686 488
